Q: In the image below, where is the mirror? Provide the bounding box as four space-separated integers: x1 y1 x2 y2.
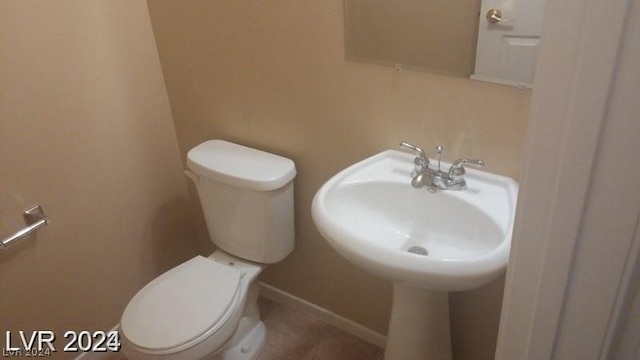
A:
344 0 482 77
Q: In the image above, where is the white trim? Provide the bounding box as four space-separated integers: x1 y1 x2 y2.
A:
603 220 640 359
469 74 532 89
496 0 637 359
258 282 386 348
73 349 113 360
73 325 121 360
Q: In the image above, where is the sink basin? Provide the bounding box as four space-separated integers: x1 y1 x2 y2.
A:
312 149 518 360
312 149 517 291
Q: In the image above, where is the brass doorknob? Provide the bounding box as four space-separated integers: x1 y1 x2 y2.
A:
486 9 515 24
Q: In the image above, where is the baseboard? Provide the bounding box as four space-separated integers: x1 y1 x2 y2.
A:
74 325 121 360
258 282 387 348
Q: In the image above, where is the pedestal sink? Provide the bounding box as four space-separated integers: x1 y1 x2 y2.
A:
311 149 518 360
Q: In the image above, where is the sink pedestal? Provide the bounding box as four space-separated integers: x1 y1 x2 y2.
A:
384 284 452 360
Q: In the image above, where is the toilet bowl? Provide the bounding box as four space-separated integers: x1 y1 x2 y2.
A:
121 251 264 360
120 140 296 360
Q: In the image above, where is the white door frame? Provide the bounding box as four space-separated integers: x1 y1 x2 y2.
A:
495 0 638 359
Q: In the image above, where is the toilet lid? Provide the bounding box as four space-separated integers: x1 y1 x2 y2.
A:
121 256 241 351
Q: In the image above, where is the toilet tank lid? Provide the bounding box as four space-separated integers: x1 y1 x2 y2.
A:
187 140 296 191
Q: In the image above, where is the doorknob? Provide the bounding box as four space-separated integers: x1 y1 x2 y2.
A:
486 9 515 24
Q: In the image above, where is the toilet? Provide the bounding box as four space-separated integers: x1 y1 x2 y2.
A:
120 140 296 360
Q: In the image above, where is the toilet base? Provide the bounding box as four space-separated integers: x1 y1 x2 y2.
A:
215 321 266 360
210 273 266 360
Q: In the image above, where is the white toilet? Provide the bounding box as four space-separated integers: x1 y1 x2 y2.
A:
120 140 296 360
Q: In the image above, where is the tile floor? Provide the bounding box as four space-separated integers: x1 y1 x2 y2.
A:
106 296 383 360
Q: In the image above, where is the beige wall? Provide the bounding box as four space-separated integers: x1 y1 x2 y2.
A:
0 1 203 358
146 1 530 359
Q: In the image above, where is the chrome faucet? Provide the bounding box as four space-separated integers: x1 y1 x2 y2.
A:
399 142 484 191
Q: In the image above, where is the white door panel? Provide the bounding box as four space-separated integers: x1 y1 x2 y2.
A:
473 0 545 87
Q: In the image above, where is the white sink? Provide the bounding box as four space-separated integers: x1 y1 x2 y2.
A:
311 149 518 360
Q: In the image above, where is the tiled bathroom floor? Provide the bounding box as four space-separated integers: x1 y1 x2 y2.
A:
106 296 383 360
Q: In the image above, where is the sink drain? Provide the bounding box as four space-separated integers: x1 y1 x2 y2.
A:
407 246 429 256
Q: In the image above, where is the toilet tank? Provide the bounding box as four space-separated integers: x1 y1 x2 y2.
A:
186 140 296 264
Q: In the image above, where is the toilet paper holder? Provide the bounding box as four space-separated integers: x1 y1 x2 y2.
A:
1 204 50 251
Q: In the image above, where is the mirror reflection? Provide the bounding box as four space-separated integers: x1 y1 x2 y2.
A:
345 0 545 86
344 0 481 77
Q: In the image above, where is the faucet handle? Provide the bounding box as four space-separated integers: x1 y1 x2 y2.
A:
448 158 485 178
462 159 485 167
399 142 430 168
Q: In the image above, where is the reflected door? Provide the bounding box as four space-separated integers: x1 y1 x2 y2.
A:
472 0 546 87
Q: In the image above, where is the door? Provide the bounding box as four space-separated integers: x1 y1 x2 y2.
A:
472 0 546 87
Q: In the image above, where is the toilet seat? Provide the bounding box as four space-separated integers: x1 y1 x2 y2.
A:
121 256 242 352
